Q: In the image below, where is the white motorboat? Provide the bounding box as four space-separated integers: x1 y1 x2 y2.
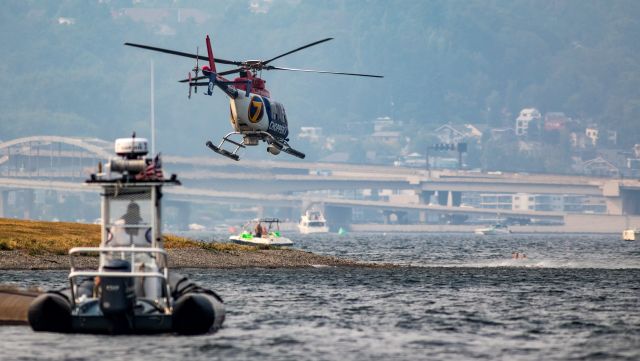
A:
622 229 638 241
230 218 293 246
474 224 511 235
298 209 329 234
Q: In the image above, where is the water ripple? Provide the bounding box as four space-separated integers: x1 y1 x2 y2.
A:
2 234 639 360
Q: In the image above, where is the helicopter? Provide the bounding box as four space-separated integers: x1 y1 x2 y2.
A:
125 35 382 161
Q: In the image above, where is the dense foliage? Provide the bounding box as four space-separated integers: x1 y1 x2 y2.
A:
1 0 639 155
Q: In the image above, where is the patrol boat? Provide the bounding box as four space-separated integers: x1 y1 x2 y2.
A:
28 136 225 335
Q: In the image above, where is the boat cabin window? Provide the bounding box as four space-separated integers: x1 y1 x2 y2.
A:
104 191 153 247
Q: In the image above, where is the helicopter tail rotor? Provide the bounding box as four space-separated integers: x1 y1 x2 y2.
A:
193 47 199 94
188 72 192 99
187 47 200 99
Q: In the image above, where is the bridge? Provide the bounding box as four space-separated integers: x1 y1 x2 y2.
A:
1 136 640 232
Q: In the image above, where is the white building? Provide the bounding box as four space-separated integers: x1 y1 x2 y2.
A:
515 108 542 136
585 127 599 146
512 193 564 212
298 127 323 142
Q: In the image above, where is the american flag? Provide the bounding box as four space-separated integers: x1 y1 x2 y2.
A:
136 154 164 180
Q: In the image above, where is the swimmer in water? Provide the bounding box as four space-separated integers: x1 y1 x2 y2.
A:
512 252 527 260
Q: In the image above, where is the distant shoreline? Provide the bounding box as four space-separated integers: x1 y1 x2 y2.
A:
0 248 386 270
0 218 391 270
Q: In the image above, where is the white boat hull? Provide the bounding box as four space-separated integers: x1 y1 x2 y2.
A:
298 225 329 234
229 235 293 246
474 226 511 235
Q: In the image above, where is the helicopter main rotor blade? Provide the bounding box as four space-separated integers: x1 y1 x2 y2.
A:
124 42 241 66
265 66 383 78
178 68 243 83
218 68 244 76
262 38 334 65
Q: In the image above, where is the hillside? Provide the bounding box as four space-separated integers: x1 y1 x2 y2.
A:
1 0 639 152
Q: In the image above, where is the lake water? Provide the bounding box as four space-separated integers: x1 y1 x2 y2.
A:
1 233 639 360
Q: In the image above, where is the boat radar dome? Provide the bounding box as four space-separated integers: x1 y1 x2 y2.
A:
115 137 148 159
100 134 160 178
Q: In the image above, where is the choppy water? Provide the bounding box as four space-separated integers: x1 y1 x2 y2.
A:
1 233 639 360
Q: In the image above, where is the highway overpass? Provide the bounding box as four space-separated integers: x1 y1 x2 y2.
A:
2 135 640 232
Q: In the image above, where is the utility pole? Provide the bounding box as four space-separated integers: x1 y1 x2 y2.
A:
150 60 156 155
457 142 467 170
426 145 431 178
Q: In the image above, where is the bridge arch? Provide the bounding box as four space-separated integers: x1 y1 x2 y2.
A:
0 136 112 159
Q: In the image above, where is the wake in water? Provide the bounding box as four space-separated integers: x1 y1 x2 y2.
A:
293 232 640 270
407 257 640 269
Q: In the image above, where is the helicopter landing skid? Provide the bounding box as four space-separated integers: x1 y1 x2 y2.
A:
206 141 240 161
206 133 245 161
206 131 305 161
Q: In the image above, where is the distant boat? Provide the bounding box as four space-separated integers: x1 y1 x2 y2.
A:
298 209 329 234
188 223 206 231
229 218 293 246
474 224 511 235
622 229 638 241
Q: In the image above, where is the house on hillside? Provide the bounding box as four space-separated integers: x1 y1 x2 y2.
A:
371 130 402 146
490 127 516 142
585 127 599 146
371 117 403 146
604 130 618 147
570 131 590 150
580 156 619 177
298 127 323 142
583 126 617 148
433 124 465 144
433 123 484 144
515 108 542 137
373 116 401 132
544 112 570 131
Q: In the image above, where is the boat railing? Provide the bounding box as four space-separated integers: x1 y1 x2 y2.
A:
67 247 170 307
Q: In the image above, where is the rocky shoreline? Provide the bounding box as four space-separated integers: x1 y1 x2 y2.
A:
0 248 389 270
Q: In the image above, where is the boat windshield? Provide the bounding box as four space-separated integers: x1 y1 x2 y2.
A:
243 218 281 234
306 211 323 220
103 189 153 248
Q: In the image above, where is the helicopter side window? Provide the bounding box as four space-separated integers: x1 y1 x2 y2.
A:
272 102 286 123
262 97 272 121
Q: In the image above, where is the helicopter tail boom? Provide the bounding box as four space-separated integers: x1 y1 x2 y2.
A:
205 35 217 73
201 35 242 99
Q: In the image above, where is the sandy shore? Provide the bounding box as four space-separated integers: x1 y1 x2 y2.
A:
0 248 387 270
